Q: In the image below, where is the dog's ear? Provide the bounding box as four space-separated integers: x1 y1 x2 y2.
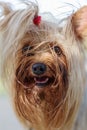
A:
72 6 87 39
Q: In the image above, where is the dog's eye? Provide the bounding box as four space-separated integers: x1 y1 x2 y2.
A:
22 44 34 56
22 44 33 53
54 46 62 55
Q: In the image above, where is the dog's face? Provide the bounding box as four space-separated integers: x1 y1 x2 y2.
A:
15 27 69 127
0 2 87 130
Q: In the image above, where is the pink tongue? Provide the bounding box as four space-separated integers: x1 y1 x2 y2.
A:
35 77 48 83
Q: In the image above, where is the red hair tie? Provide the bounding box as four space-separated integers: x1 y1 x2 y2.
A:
33 15 41 26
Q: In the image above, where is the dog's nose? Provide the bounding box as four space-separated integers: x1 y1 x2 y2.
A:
32 63 46 75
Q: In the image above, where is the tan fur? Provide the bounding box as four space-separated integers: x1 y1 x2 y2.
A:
0 1 87 130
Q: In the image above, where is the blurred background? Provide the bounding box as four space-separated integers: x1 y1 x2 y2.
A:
0 0 87 130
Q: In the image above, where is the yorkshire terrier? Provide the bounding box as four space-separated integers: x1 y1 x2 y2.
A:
0 1 87 130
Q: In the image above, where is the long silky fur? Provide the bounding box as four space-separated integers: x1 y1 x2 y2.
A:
0 1 87 130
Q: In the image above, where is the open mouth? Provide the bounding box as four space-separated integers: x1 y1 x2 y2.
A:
34 76 54 87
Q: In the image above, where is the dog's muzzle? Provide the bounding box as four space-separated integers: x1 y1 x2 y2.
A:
32 63 53 87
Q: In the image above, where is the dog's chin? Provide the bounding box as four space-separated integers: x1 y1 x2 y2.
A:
34 76 55 88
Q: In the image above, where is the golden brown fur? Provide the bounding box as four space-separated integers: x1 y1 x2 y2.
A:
0 1 87 130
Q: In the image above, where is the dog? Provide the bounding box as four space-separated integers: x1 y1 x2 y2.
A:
0 1 87 130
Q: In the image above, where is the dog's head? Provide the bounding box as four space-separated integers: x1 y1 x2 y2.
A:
0 1 86 130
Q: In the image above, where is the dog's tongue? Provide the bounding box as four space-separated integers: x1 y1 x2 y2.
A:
34 77 49 84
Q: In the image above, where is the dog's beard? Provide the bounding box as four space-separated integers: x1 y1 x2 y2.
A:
14 51 69 129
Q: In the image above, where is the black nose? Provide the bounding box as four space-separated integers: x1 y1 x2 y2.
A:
32 63 46 75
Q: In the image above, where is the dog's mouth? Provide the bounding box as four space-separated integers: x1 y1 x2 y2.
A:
34 76 54 87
